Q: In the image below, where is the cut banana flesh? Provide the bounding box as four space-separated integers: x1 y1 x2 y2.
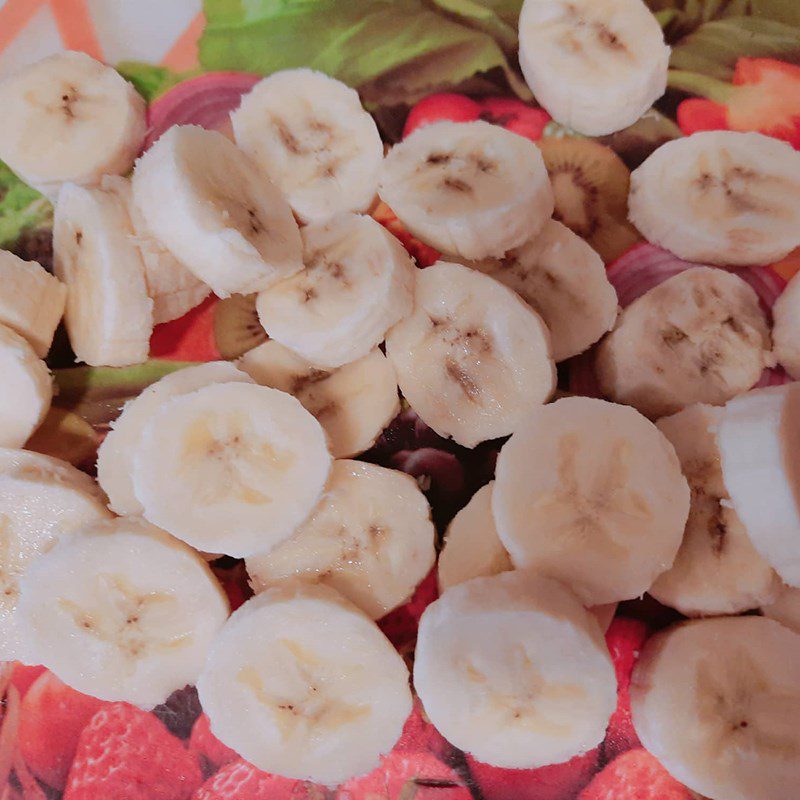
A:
651 404 780 616
629 131 800 266
494 396 689 605
762 584 800 635
197 583 412 785
631 616 800 800
518 0 670 137
772 270 800 380
595 267 772 419
379 120 554 260
386 261 556 448
256 213 416 369
53 182 153 367
18 517 229 709
414 571 617 768
132 125 303 298
0 51 146 199
132 382 332 558
97 361 255 516
459 219 618 362
238 342 399 459
0 448 111 660
232 69 384 223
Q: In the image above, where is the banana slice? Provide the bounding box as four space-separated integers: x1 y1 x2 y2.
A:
762 584 800 635
0 51 146 200
458 219 618 362
256 213 416 368
772 270 800 380
595 267 772 419
0 448 111 660
232 69 384 224
53 182 153 367
518 0 670 137
18 517 229 709
630 616 800 800
197 583 412 785
629 131 800 266
132 125 303 298
379 120 554 259
132 382 331 558
246 459 435 619
651 404 780 616
238 342 399 459
385 261 555 448
494 396 689 605
414 571 616 768
97 362 255 516
0 325 52 448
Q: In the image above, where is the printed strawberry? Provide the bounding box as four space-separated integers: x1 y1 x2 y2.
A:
18 671 106 789
192 759 328 800
478 97 551 142
577 748 693 800
378 568 438 652
149 295 221 362
372 201 440 268
394 695 452 761
189 714 237 773
63 702 203 800
402 93 481 138
212 559 252 612
8 663 46 699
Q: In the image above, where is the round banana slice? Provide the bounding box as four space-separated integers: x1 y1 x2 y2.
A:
197 583 412 785
772 270 800 380
53 182 154 367
238 342 399 459
0 449 111 660
518 0 670 137
97 362 255 516
0 51 146 199
386 261 556 448
762 584 800 635
459 219 619 362
256 213 416 369
595 267 772 419
629 131 800 266
414 571 616 768
132 382 331 558
379 120 554 260
631 616 800 800
132 125 303 298
232 69 384 223
0 324 52 448
246 459 435 619
651 404 780 616
18 517 229 709
494 396 690 605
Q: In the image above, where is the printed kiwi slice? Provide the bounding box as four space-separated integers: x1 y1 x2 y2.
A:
213 293 267 359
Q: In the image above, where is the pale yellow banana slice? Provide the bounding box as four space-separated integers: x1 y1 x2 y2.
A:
197 583 412 785
772 270 800 379
379 120 554 259
386 261 555 448
494 396 689 605
631 616 800 800
762 584 800 635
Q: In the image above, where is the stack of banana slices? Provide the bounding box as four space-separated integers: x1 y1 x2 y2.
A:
2 0 800 791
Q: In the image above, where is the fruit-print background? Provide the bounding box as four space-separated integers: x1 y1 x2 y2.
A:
1 0 800 798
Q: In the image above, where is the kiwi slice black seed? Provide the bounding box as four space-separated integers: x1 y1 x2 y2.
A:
213 293 267 360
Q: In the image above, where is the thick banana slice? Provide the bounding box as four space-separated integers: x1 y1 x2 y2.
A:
595 267 772 419
238 342 399 459
53 182 153 367
246 459 435 619
651 405 780 616
386 261 556 448
459 219 618 362
97 362 254 515
197 583 412 785
132 125 303 298
414 571 616 768
379 120 554 259
132 382 331 558
762 584 800 634
256 214 416 368
772 270 800 380
518 0 670 137
631 616 800 800
629 131 800 266
232 69 384 223
0 449 111 660
0 325 52 448
0 51 146 200
494 396 689 605
18 517 229 709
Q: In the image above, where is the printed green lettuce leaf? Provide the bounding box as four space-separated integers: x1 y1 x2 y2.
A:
116 61 187 102
0 161 52 251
